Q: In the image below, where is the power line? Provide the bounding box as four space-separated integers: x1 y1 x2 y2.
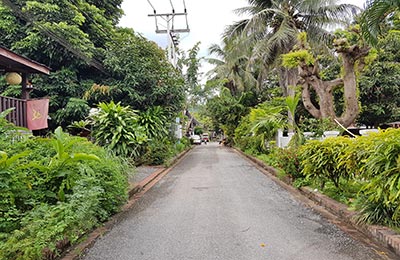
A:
69 0 119 47
146 0 156 13
147 0 190 67
1 0 106 73
169 0 175 13
182 0 187 12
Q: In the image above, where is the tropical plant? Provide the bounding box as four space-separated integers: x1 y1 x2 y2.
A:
138 106 168 140
352 129 400 226
207 36 258 97
43 127 100 201
206 88 251 144
53 98 90 129
358 30 400 127
103 28 186 115
360 0 400 45
300 137 353 189
274 147 302 181
225 0 358 98
248 102 286 150
282 30 371 127
0 128 129 259
90 101 147 157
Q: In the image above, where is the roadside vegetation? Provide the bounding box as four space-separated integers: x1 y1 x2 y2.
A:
2 0 400 258
200 0 400 230
0 1 192 259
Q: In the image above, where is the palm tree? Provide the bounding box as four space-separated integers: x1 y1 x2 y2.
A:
361 0 400 45
226 0 358 96
207 36 258 96
224 0 358 124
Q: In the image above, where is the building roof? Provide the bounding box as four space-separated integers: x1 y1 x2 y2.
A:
0 46 50 75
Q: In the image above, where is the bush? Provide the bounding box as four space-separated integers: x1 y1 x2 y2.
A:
274 147 302 180
91 101 147 158
352 129 400 226
0 128 129 259
138 137 190 166
297 129 400 227
299 137 353 189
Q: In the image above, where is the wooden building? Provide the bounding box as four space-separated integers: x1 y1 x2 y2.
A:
0 46 50 128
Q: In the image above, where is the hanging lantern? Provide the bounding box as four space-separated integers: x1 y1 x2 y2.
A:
5 72 22 85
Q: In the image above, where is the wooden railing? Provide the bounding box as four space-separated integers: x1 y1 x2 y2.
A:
0 95 27 128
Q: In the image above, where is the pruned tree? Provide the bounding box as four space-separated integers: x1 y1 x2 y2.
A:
283 31 370 127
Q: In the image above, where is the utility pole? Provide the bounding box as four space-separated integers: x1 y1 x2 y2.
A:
147 1 190 67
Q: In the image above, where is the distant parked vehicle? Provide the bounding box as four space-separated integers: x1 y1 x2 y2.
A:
191 135 202 145
202 133 209 143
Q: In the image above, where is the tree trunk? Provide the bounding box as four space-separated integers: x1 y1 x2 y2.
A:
337 52 360 126
279 67 298 128
296 44 369 127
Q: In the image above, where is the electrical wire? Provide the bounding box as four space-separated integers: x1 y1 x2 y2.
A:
169 0 175 13
182 0 187 12
182 0 189 30
69 0 119 47
146 0 156 14
2 0 106 72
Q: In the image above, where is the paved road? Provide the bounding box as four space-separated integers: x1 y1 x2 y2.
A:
82 143 388 260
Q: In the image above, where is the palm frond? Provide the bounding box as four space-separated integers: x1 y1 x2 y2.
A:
361 0 400 45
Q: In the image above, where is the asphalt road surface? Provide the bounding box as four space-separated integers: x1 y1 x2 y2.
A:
82 143 390 260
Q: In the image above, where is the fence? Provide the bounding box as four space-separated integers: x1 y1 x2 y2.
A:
0 95 27 128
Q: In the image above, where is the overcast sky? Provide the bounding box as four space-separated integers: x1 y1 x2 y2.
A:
119 0 366 76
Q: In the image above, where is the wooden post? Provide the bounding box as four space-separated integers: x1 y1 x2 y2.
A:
21 73 29 100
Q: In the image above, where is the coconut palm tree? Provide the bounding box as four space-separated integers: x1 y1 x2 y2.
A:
224 0 359 124
226 0 358 96
207 36 259 96
361 0 400 45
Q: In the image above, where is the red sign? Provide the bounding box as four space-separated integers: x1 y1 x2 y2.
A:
26 99 49 130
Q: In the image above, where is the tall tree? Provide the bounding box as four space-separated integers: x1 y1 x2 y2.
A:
282 30 370 127
361 0 400 45
225 0 358 122
358 21 400 127
207 36 260 97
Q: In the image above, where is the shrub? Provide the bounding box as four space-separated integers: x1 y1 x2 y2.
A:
91 101 147 157
0 128 129 259
275 147 302 180
299 137 353 189
352 129 400 226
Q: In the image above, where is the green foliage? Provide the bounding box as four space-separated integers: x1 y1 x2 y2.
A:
248 102 285 147
299 137 353 189
103 28 186 115
282 50 315 68
53 98 90 129
0 1 185 130
358 30 400 127
295 129 400 227
44 127 100 201
138 106 168 140
275 147 302 180
138 137 191 166
234 100 286 153
91 101 147 158
0 108 18 135
0 128 129 259
194 126 203 135
353 129 400 226
299 118 337 138
0 180 103 260
206 88 251 144
235 116 264 155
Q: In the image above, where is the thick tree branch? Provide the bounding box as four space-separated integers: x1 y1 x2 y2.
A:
301 83 321 118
